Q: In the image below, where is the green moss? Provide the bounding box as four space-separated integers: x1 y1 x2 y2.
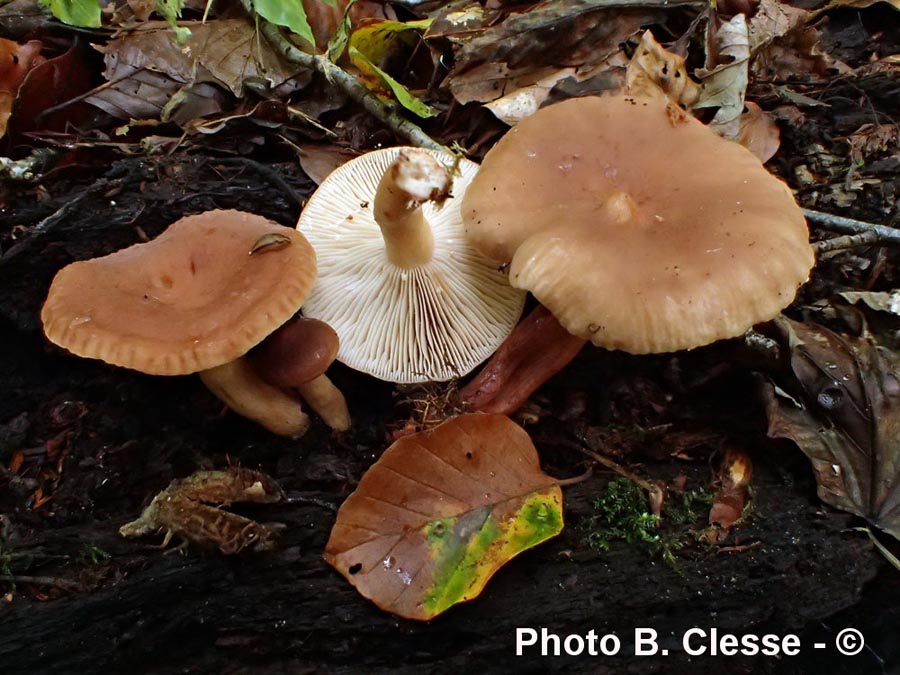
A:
580 478 711 569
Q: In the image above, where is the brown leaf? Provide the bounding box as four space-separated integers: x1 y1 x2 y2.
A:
752 26 852 81
765 316 900 540
735 101 781 162
86 19 307 123
297 144 356 185
8 44 96 139
694 14 750 138
0 37 43 138
438 0 667 108
324 413 564 620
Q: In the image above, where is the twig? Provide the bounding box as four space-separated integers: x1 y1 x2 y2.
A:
239 0 446 152
213 157 305 207
576 444 664 506
0 575 86 592
814 231 880 254
555 466 593 487
0 179 109 266
804 208 900 245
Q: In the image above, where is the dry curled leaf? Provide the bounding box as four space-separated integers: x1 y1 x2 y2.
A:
86 19 307 123
694 13 750 139
437 0 667 108
765 316 900 540
324 413 564 620
120 468 286 554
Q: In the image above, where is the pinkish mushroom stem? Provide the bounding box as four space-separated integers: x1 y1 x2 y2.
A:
199 358 310 437
296 375 351 432
459 304 587 415
373 149 451 269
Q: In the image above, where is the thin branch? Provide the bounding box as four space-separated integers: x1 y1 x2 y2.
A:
240 0 445 152
575 444 664 510
814 231 880 254
804 208 900 245
0 575 86 592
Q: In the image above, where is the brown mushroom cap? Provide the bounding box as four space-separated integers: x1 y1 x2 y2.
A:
42 210 316 375
462 94 815 354
252 317 339 388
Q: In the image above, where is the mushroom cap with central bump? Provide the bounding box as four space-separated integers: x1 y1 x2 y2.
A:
461 94 815 354
297 147 526 383
42 210 317 375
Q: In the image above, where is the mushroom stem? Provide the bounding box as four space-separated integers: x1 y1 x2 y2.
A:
459 304 587 415
296 374 351 432
199 358 310 437
374 149 450 269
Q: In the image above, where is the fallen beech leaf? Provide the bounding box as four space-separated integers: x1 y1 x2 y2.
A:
694 13 750 139
88 19 304 113
324 413 564 620
297 144 356 184
765 316 900 540
735 101 780 162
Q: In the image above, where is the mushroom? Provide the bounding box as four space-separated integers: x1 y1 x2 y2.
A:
251 316 351 432
460 94 815 411
41 210 320 436
296 147 526 383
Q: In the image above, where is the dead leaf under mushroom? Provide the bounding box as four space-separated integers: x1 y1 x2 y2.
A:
324 413 564 621
764 316 900 541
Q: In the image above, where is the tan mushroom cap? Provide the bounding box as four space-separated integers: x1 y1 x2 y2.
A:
462 94 815 354
42 210 316 375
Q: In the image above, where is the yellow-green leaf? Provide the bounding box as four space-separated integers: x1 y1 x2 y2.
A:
253 0 315 48
39 0 101 28
349 46 436 118
347 18 436 117
349 18 432 65
324 414 565 620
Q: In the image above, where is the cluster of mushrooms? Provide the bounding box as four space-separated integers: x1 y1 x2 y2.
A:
41 93 815 435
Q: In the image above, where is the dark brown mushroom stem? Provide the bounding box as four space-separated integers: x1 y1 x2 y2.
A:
252 317 350 432
459 304 587 415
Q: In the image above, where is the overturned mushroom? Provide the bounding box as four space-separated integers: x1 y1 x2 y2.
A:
297 147 525 383
251 317 350 432
461 94 814 412
42 210 318 436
